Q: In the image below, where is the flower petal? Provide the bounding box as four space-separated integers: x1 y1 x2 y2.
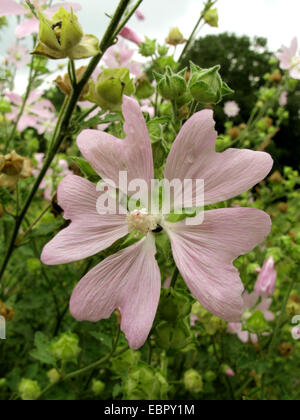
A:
41 175 128 265
0 0 25 16
70 235 161 349
77 96 154 201
15 18 39 38
165 207 272 322
164 110 273 206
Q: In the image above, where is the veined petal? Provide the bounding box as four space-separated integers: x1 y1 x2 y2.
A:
41 175 128 265
77 96 154 202
70 235 161 349
164 110 273 206
165 207 272 322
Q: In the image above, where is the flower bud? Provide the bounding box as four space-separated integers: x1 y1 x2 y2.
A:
204 371 217 382
87 68 134 112
183 369 203 394
245 310 270 334
55 66 89 100
154 67 187 100
123 364 168 400
221 365 235 377
0 378 7 389
155 319 192 350
91 379 105 396
269 70 282 83
119 26 143 45
203 8 219 27
191 301 226 335
135 74 155 100
278 342 294 357
157 44 169 57
50 332 81 362
27 258 42 273
254 257 276 297
18 379 41 401
0 151 33 188
47 369 60 384
286 295 300 317
188 63 233 104
166 27 186 46
0 300 15 321
32 7 100 60
158 288 191 323
138 37 156 57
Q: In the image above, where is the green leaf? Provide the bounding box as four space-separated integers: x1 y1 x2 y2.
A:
30 332 56 365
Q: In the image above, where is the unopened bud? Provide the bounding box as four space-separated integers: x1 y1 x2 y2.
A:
184 369 203 394
189 63 233 104
18 379 41 401
203 8 219 27
91 379 105 396
166 27 186 46
87 68 134 112
50 332 81 362
154 67 187 101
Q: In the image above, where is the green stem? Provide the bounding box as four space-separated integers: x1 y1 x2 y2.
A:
0 0 134 284
178 15 203 64
112 0 144 39
170 267 179 289
38 342 128 400
16 202 52 246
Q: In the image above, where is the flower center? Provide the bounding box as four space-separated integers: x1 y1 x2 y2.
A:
127 208 159 235
290 56 300 70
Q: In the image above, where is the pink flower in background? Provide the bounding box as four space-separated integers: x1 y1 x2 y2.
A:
228 291 275 344
33 153 72 201
0 0 25 16
224 101 240 118
141 98 155 117
41 96 272 349
225 368 235 377
277 37 300 80
5 90 56 133
119 26 144 46
5 43 30 69
279 91 288 107
135 9 145 21
254 257 276 297
15 1 82 38
103 40 142 76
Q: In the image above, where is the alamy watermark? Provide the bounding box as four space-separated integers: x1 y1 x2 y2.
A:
291 316 300 340
96 172 205 226
0 316 5 340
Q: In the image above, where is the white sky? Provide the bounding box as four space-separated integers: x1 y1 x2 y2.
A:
1 0 300 93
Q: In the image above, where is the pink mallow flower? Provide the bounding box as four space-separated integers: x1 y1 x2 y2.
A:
103 40 142 77
277 37 300 80
135 9 145 21
33 153 72 201
5 43 30 69
279 91 288 107
254 257 276 297
228 291 275 344
15 1 81 39
0 0 25 16
224 101 240 118
5 90 56 134
119 26 144 46
41 96 273 350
